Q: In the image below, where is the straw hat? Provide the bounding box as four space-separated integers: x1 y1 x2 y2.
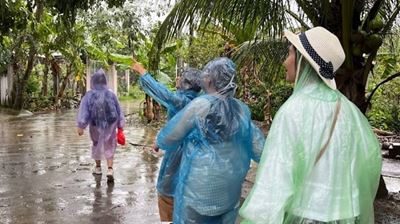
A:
284 26 345 90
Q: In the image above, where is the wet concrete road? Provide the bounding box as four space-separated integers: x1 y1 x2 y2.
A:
1 102 400 224
382 158 400 193
0 103 161 224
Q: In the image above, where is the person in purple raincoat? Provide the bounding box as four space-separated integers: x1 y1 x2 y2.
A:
76 69 125 182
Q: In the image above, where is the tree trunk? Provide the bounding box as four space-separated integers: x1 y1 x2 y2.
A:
12 47 36 110
51 58 61 99
336 69 368 112
153 101 161 121
144 94 154 122
57 64 71 98
323 0 390 197
41 57 49 96
9 0 43 110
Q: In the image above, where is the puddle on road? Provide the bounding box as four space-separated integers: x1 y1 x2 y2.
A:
0 102 160 223
1 102 399 223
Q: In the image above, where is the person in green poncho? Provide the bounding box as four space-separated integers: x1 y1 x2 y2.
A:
239 27 382 224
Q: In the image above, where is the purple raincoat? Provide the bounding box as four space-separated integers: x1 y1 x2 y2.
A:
77 69 125 160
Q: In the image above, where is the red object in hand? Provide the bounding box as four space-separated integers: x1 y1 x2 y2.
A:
117 128 126 145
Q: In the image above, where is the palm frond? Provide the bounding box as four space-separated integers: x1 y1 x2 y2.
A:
361 0 384 31
233 39 288 84
285 9 311 29
295 0 320 26
149 0 287 71
381 1 400 36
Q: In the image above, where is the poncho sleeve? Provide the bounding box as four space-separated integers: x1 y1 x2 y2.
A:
156 97 210 151
76 92 91 129
139 73 190 111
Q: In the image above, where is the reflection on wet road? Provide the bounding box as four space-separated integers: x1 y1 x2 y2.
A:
0 103 160 223
1 102 400 224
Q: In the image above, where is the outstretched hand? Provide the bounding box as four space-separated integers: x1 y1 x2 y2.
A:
131 59 147 76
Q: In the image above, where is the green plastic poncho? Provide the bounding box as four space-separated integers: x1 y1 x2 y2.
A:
239 55 382 224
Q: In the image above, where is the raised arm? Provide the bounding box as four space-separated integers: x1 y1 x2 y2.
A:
140 73 190 110
131 60 189 111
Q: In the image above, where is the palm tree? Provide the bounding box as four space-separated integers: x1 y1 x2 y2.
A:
150 0 400 198
198 20 286 108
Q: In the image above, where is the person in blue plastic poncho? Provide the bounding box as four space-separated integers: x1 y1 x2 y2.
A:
240 27 382 224
155 57 265 223
77 69 125 182
131 60 202 222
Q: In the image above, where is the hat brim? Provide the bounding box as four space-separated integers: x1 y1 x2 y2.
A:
284 30 337 90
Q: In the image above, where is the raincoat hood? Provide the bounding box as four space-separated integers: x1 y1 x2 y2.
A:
201 57 237 97
179 68 202 92
91 69 108 91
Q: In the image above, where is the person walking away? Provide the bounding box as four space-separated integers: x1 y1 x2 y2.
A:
77 69 125 182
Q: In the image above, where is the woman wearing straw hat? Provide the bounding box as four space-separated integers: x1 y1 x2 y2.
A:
239 27 382 224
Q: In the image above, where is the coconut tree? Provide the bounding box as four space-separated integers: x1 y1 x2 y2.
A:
151 0 400 198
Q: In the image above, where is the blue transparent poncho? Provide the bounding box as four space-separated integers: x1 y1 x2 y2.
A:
139 68 201 197
156 57 265 223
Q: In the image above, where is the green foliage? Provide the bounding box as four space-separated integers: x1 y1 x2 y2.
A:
367 35 400 133
110 53 133 66
128 84 145 99
179 33 225 68
367 77 400 132
246 81 293 121
0 0 29 37
46 0 126 24
118 95 134 101
26 96 53 111
0 37 13 74
269 83 293 118
26 73 40 95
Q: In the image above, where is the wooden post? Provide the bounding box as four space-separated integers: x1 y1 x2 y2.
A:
7 64 13 106
125 70 130 93
110 63 118 95
0 75 6 105
86 58 91 93
0 64 13 106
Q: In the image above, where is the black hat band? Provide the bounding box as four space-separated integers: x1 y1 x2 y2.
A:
299 32 334 79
